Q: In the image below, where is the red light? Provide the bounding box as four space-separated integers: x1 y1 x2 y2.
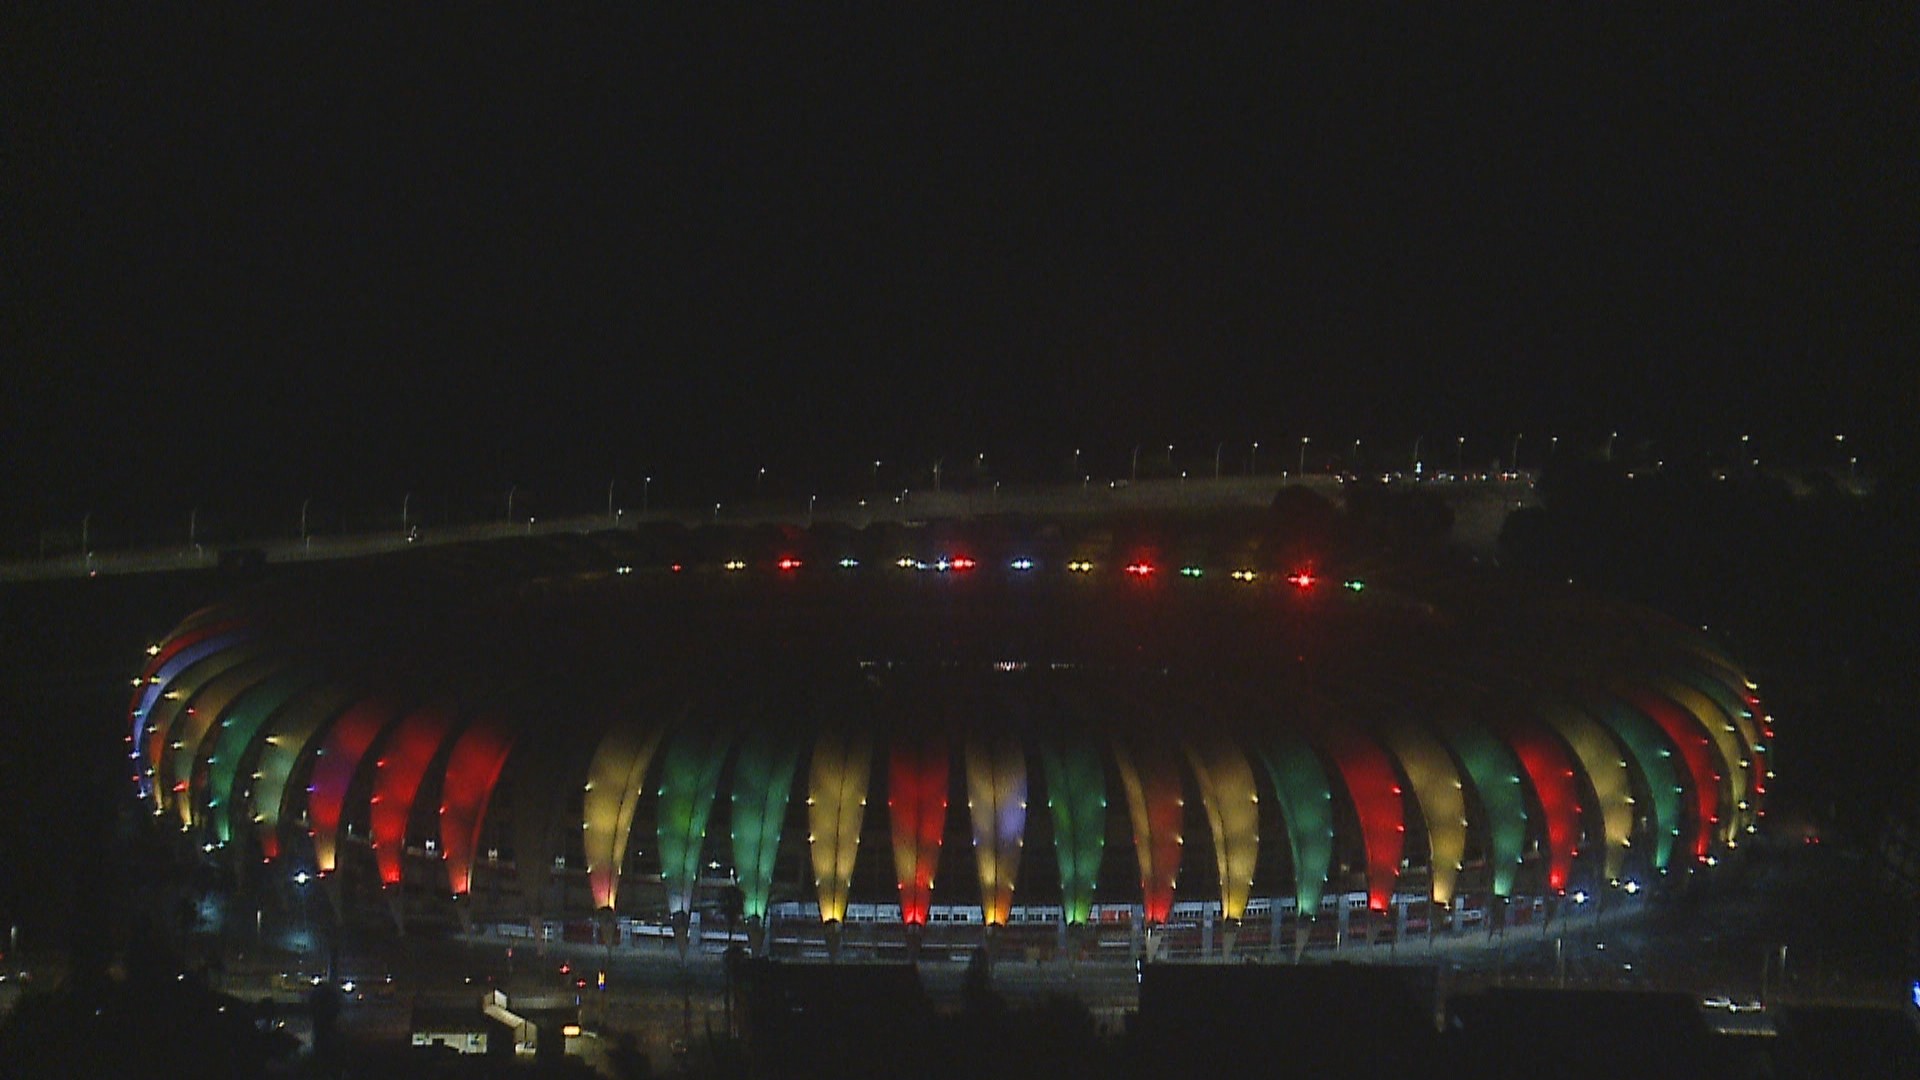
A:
776 557 802 571
1285 570 1316 588
670 563 683 573
1125 562 1154 576
950 556 977 571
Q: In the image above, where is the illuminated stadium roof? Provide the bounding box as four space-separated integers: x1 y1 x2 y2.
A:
125 516 1774 946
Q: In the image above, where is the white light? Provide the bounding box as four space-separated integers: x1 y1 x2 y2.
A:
1622 880 1640 895
1571 890 1589 904
293 871 312 886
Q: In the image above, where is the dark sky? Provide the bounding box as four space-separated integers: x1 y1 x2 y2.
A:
8 9 1915 534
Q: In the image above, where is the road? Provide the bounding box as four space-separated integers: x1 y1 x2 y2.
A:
1 473 1536 583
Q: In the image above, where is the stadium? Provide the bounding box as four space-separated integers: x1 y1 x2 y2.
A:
125 510 1773 962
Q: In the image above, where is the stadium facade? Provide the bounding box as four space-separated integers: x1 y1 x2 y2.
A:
124 519 1774 956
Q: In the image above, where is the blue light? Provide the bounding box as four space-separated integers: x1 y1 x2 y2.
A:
1911 980 1919 1010
1009 558 1034 572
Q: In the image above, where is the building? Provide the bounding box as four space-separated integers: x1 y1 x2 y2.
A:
123 514 1775 958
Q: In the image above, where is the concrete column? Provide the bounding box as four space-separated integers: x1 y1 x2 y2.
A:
670 910 691 962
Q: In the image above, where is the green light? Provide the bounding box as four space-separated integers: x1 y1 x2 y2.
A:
1344 579 1365 592
1179 566 1203 578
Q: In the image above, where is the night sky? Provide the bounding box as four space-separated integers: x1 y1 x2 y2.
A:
9 9 1915 538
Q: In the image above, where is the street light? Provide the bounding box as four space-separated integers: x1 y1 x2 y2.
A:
1510 434 1522 472
1214 442 1224 479
1455 435 1466 474
756 467 766 496
1165 444 1174 470
1250 440 1260 475
871 460 882 488
1130 445 1141 483
300 498 312 550
1073 448 1081 475
401 493 411 534
807 494 816 526
506 485 516 522
607 479 618 521
643 476 651 517
1297 436 1310 476
712 502 721 523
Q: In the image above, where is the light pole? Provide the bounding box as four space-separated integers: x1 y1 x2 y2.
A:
1165 444 1174 471
1510 434 1522 472
1604 431 1619 461
712 502 721 523
933 458 943 493
756 467 766 496
506 485 516 522
1297 436 1310 476
1130 445 1141 483
81 512 90 558
607 479 617 521
807 494 816 526
1250 441 1259 475
643 476 652 517
300 498 312 550
871 460 882 489
1550 434 1559 460
1351 438 1361 469
1412 436 1423 474
401 492 411 534
1073 448 1081 476
188 507 198 550
1455 435 1466 474
1214 442 1224 479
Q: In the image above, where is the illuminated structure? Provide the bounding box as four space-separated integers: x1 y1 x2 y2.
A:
123 518 1774 956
